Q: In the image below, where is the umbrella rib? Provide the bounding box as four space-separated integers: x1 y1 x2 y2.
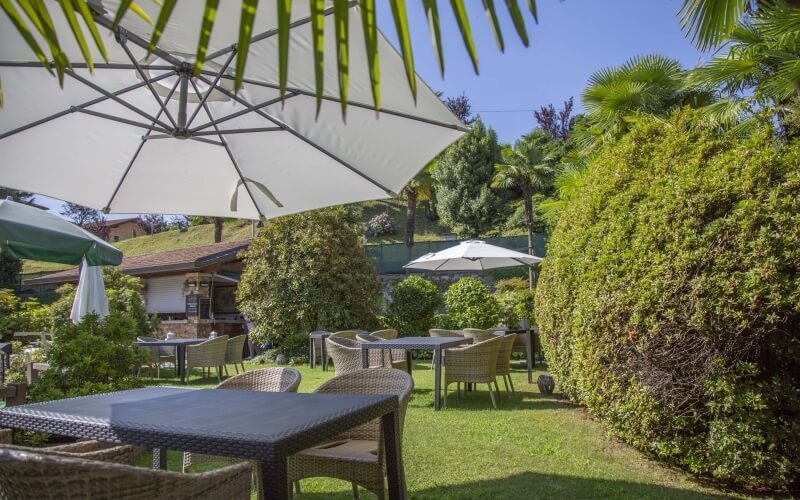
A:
0 71 177 141
203 1 355 63
192 128 283 136
91 13 184 68
188 93 299 133
0 62 174 71
119 39 177 130
202 73 470 133
103 77 181 213
189 79 277 217
195 75 398 197
65 69 173 131
186 51 237 128
71 107 171 133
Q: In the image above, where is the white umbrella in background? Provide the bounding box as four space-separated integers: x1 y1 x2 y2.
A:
70 258 110 324
404 240 543 272
0 2 466 219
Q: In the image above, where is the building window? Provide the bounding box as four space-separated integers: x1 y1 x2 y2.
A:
113 235 119 242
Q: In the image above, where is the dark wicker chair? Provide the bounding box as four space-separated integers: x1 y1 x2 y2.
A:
288 369 414 500
0 447 251 500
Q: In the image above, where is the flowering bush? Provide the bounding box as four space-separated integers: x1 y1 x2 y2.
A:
366 212 396 236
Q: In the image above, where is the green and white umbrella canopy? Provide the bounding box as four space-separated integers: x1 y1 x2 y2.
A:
0 1 466 220
0 199 121 266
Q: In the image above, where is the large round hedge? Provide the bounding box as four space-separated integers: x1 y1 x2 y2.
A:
536 111 800 489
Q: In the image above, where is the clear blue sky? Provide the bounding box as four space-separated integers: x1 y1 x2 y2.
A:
33 0 706 215
377 0 708 143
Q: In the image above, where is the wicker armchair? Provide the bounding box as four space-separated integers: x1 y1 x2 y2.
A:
1 441 135 465
428 329 462 337
223 335 248 376
185 336 228 383
137 336 176 379
183 368 302 498
329 330 360 340
461 328 497 343
370 329 409 372
326 337 383 377
496 333 517 395
0 447 251 500
288 369 414 500
443 336 503 408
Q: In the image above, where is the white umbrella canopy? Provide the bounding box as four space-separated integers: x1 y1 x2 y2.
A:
0 2 466 220
404 240 543 271
70 258 110 324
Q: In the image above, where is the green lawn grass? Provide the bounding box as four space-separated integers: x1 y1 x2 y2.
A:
139 360 732 499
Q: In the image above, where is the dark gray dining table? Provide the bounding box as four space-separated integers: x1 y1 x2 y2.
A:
360 336 469 411
136 338 205 384
0 387 405 500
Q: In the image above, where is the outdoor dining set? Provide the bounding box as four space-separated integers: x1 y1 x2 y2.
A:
136 333 248 385
309 328 535 411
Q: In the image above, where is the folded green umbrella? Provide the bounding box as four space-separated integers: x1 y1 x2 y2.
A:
0 199 122 266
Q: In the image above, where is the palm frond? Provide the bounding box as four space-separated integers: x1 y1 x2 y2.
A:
678 0 752 50
695 96 753 129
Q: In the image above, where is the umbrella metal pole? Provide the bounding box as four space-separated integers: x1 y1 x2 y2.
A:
177 68 190 135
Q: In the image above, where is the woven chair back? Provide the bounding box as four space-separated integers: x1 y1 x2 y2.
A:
370 329 398 340
429 329 462 338
186 336 228 368
216 367 301 392
224 335 248 364
462 329 496 343
329 330 360 340
496 333 516 375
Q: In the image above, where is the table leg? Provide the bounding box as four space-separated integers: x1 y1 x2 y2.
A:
433 347 442 410
382 410 408 500
308 338 315 369
152 448 167 470
526 333 533 384
361 346 369 369
405 349 412 374
260 456 289 500
177 345 187 385
321 338 328 372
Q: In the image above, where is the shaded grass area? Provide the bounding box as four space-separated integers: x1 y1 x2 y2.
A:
138 360 729 499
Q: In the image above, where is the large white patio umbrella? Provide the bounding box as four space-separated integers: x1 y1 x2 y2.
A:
0 2 466 219
404 240 543 271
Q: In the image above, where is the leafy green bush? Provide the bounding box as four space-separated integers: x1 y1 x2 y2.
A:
444 278 500 329
386 276 443 336
535 111 800 488
493 278 535 328
0 290 50 340
49 268 158 336
30 313 145 402
238 207 382 345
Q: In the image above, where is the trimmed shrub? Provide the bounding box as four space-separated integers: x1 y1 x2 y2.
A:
445 278 500 329
386 276 443 336
30 312 145 402
494 278 535 328
238 207 382 345
535 111 800 488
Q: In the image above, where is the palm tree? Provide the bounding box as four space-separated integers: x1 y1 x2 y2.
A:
684 3 800 134
402 162 435 263
491 132 555 287
581 54 713 147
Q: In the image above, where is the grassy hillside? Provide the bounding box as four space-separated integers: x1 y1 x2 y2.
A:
22 219 254 276
21 201 453 276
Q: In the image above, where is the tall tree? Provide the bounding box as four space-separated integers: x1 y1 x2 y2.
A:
434 119 504 238
0 248 22 289
534 98 576 140
0 187 35 204
402 163 435 263
444 93 476 124
60 202 101 226
213 218 224 243
137 214 166 235
492 132 555 287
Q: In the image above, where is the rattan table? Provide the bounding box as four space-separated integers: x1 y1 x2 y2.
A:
0 387 405 500
136 338 205 384
307 331 331 371
360 337 469 411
